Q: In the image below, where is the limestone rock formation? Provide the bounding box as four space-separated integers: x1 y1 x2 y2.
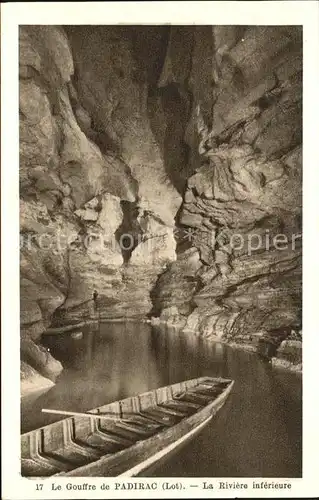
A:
21 361 55 398
152 26 302 357
20 26 180 330
20 25 184 385
19 25 302 387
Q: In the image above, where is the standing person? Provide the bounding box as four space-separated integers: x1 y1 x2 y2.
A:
93 289 98 312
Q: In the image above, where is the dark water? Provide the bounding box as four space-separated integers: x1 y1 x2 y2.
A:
21 322 302 477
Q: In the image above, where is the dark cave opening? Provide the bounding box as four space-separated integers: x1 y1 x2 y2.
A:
159 82 192 194
115 200 144 264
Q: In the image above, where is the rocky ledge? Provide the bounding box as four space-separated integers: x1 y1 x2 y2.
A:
20 340 63 397
151 26 302 370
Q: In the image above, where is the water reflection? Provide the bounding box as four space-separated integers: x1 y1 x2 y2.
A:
21 322 302 477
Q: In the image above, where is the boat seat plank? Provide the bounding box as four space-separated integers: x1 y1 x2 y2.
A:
196 382 222 389
138 409 177 427
155 404 187 417
45 450 89 469
157 403 192 417
95 426 136 447
186 391 214 403
30 452 72 473
67 440 102 459
122 417 162 431
159 401 198 416
21 458 61 477
174 392 209 405
144 406 183 422
193 388 221 398
195 383 223 392
62 423 104 458
101 423 146 442
82 433 123 453
48 443 102 467
125 414 163 430
196 388 222 397
171 398 202 410
201 380 230 389
113 421 159 437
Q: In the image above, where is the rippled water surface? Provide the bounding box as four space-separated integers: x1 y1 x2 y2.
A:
21 322 302 477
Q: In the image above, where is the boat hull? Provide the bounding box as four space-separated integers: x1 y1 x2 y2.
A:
21 377 234 477
58 380 234 477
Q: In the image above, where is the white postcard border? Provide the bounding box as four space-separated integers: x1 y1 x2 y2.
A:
1 1 319 498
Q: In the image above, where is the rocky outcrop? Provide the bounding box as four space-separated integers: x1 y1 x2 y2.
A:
21 339 63 380
21 361 55 398
152 26 302 356
20 25 302 388
271 330 302 371
20 338 63 397
19 26 185 387
20 26 182 339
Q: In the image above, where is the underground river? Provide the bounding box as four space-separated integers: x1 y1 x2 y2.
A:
21 321 302 477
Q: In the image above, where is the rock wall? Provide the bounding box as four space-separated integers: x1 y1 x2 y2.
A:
19 25 183 384
20 26 182 331
20 25 302 384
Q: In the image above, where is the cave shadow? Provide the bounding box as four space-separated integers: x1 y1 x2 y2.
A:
115 200 143 263
148 83 193 195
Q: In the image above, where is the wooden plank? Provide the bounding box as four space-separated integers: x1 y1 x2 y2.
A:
49 446 99 467
94 427 134 447
157 403 191 417
44 322 89 335
193 387 221 397
22 458 60 477
174 392 209 405
139 408 180 426
113 421 157 437
158 401 198 416
81 434 121 453
186 391 214 403
103 423 146 443
42 408 120 421
123 415 162 430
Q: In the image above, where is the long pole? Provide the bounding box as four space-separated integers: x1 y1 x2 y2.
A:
41 408 161 426
41 408 119 420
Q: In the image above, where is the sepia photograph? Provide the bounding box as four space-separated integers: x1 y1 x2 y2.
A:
19 22 302 479
2 1 319 498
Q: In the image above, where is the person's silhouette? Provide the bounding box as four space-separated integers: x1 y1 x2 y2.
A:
93 290 98 311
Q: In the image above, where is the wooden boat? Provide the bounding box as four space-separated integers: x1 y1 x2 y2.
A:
21 376 234 477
